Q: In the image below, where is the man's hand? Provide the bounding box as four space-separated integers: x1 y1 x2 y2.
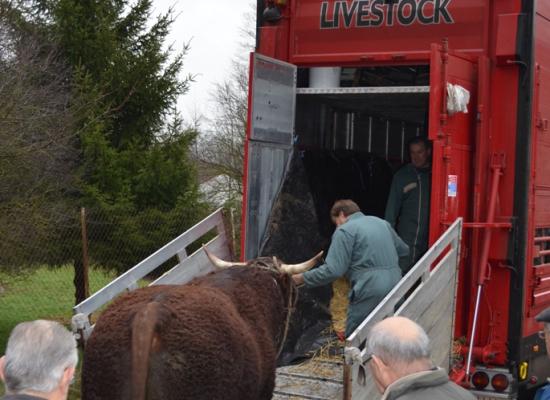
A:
292 273 305 286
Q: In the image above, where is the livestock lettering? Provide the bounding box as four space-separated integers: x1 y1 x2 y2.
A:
320 0 454 29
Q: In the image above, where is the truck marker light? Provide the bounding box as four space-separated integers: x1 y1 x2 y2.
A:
472 371 490 389
529 376 538 385
491 374 509 392
519 362 528 380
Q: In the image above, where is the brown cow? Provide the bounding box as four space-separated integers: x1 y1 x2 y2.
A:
81 249 322 400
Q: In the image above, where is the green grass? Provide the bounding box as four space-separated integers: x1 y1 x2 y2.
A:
0 265 117 399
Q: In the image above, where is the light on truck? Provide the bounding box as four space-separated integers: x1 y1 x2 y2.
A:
491 374 509 392
519 362 529 380
472 371 490 389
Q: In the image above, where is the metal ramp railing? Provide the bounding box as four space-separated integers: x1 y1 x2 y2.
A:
71 208 232 342
343 218 463 400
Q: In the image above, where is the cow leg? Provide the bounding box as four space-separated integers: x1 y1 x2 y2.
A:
259 373 276 400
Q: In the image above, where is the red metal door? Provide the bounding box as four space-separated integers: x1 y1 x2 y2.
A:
428 41 477 336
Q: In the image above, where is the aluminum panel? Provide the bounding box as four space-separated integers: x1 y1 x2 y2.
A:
251 54 296 145
245 142 291 259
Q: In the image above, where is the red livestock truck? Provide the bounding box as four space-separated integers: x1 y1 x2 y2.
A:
241 1 550 398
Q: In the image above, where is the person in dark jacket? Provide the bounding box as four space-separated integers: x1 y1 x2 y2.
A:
0 320 77 400
534 307 550 400
385 137 432 274
367 316 476 400
292 199 408 337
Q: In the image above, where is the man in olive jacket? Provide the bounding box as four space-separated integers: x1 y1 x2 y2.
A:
367 316 476 400
292 199 408 337
385 137 431 274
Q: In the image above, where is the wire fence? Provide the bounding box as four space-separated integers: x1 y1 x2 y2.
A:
0 203 242 399
0 204 242 350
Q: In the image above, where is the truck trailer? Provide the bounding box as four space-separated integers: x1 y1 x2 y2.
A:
241 0 550 398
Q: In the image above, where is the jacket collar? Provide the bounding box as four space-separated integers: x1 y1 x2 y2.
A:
347 211 364 222
381 367 449 400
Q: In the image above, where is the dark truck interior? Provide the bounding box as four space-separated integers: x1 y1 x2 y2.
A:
261 66 431 364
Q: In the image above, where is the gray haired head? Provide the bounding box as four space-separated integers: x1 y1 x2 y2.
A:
367 316 431 367
3 320 78 393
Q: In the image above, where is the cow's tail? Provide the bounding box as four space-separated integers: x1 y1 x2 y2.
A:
131 301 161 400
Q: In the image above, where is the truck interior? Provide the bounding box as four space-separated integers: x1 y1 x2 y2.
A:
293 65 430 236
260 65 434 363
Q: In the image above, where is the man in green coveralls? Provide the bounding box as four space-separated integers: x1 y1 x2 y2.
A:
385 137 432 275
292 199 409 337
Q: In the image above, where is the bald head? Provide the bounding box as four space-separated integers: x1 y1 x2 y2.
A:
367 317 431 369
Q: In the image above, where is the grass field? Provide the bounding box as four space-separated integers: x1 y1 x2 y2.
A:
0 265 117 399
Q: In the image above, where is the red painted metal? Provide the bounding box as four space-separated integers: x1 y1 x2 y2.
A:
477 154 505 286
461 223 512 229
287 0 488 66
246 0 550 393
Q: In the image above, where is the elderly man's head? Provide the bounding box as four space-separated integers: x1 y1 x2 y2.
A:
0 320 78 400
367 316 433 393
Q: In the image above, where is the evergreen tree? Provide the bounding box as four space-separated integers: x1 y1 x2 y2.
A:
27 0 207 273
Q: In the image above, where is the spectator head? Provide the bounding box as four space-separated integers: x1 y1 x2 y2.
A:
408 136 431 169
367 316 433 393
330 199 360 226
0 320 78 400
536 307 550 355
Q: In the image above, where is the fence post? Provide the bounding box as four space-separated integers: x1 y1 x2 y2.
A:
74 207 90 304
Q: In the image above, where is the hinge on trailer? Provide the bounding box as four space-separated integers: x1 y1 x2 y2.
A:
536 113 549 132
491 152 506 171
476 104 484 123
443 145 452 161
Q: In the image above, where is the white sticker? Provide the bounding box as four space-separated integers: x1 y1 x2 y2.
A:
448 175 457 197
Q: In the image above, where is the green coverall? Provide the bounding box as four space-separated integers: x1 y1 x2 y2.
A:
385 164 431 274
302 212 409 337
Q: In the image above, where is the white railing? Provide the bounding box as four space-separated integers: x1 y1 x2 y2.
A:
343 218 463 400
71 208 232 341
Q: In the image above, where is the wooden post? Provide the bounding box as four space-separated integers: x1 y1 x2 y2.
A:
343 364 352 400
75 207 90 304
222 208 237 261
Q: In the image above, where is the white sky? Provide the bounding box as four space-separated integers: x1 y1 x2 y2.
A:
152 0 254 124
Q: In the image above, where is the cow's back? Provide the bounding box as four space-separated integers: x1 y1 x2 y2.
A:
82 277 282 400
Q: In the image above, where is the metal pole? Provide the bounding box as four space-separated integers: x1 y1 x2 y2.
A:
401 122 405 162
385 120 390 160
368 116 372 152
465 285 483 380
464 160 503 379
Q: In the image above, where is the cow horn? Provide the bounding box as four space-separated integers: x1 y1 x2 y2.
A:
202 245 247 269
279 251 324 275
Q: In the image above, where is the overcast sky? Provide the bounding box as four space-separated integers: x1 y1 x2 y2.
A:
152 0 254 124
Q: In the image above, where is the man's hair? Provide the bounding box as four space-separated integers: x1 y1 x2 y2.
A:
367 318 430 366
330 199 360 218
408 136 431 150
3 320 78 393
